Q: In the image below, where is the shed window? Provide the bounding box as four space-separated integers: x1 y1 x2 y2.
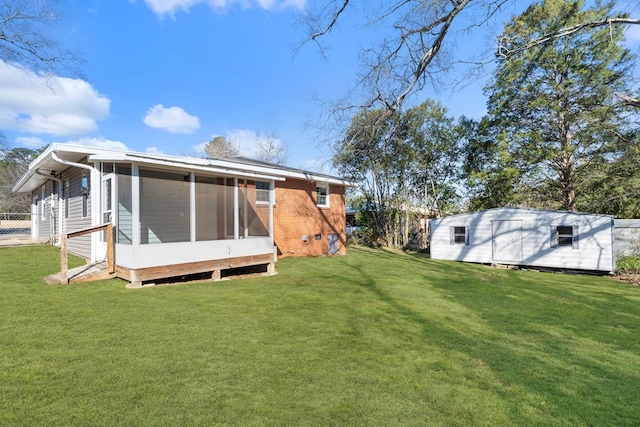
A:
551 225 579 249
450 226 469 245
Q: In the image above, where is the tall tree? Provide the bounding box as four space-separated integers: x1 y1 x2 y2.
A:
334 109 405 246
403 100 462 218
0 145 43 212
485 0 637 211
204 136 239 158
334 101 465 247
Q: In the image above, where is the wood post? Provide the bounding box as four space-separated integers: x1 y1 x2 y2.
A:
60 234 69 284
106 223 114 274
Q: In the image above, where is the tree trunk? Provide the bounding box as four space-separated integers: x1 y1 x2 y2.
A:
558 112 577 212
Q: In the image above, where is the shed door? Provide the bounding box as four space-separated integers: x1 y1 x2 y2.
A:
492 220 523 263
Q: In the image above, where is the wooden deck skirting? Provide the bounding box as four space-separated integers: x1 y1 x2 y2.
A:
121 253 276 287
60 223 114 284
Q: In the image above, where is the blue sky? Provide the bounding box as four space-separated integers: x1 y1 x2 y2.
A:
1 0 639 172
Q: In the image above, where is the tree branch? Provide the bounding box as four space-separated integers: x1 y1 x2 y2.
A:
615 92 640 108
497 17 640 59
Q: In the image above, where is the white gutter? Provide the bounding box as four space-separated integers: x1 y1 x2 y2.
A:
51 152 94 172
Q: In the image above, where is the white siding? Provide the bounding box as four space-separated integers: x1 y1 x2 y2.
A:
430 208 614 272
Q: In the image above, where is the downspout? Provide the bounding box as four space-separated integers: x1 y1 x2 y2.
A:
51 152 100 262
35 170 62 245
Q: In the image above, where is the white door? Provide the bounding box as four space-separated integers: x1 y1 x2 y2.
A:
492 220 523 263
97 173 115 260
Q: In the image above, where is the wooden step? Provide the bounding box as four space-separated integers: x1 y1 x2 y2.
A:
45 261 116 285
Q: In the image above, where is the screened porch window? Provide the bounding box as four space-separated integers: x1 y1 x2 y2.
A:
139 169 190 244
116 164 133 244
195 176 234 241
239 180 270 237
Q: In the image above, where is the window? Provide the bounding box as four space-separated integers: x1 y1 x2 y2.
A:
81 171 90 218
256 181 270 204
450 226 469 245
39 187 45 220
316 183 329 207
64 180 69 219
552 225 579 249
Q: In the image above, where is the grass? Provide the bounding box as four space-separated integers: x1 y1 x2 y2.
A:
1 245 640 426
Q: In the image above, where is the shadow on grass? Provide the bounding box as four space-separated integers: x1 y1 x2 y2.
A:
336 247 640 425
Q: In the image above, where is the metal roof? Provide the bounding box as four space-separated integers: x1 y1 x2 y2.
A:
13 143 354 193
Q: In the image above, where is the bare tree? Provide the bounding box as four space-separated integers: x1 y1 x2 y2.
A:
301 0 513 115
302 1 639 117
256 132 288 165
0 0 80 76
204 136 240 158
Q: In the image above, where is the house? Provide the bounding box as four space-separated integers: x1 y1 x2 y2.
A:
430 207 615 273
12 143 350 285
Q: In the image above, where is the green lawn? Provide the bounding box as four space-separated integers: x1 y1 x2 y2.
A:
1 245 639 426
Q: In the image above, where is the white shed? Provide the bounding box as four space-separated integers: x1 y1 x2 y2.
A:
430 208 615 273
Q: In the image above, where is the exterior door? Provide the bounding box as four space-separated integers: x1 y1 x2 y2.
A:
328 233 340 255
492 220 523 263
97 173 115 260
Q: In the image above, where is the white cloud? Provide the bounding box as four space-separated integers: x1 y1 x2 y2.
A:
145 146 163 154
60 137 129 151
192 141 208 154
0 60 110 136
15 136 46 148
141 0 305 18
143 104 200 133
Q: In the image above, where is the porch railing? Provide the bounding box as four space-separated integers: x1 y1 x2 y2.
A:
60 223 114 284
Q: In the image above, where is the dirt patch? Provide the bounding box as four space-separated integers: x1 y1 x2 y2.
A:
615 274 640 286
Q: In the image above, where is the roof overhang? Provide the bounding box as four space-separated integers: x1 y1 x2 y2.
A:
12 143 353 193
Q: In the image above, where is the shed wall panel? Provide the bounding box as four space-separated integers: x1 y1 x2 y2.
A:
431 208 614 272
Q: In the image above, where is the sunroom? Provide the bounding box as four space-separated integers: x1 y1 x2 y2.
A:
12 144 282 286
93 152 281 286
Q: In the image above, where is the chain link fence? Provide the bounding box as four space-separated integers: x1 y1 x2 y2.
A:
0 213 33 244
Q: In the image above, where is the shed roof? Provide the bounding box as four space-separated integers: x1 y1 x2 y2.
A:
434 207 614 220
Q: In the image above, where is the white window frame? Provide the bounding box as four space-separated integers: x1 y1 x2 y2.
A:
255 181 270 204
40 187 46 220
450 226 469 245
316 182 329 208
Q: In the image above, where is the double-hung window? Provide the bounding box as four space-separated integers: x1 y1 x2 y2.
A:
316 183 329 207
256 181 270 204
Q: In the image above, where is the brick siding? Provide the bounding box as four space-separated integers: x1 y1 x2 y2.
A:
273 178 346 257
